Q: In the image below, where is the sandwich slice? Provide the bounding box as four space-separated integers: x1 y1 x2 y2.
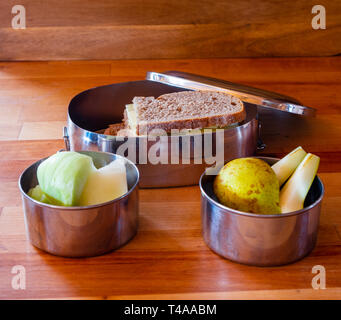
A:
103 122 126 136
105 90 246 136
125 91 245 135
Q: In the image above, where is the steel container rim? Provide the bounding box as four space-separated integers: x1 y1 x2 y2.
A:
199 156 324 219
18 151 140 211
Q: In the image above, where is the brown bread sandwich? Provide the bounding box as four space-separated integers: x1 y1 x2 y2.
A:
104 91 245 136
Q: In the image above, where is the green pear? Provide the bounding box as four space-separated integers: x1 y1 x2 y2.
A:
213 158 281 214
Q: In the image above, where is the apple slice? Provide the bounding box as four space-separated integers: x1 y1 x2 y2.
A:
279 153 320 213
272 146 307 186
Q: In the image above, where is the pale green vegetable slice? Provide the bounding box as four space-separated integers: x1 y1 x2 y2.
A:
37 152 94 206
271 146 307 186
28 185 59 205
279 153 320 213
79 158 128 206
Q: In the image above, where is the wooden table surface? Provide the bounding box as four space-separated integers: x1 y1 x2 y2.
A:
0 57 341 300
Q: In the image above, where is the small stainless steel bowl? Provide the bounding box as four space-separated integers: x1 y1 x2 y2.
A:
200 157 324 266
19 151 139 258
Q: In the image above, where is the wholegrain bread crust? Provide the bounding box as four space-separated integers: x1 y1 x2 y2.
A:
104 122 132 136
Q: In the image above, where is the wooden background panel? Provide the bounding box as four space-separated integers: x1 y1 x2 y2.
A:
1 0 340 27
0 0 340 60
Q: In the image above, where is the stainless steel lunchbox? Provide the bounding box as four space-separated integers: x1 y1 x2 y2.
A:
18 151 139 258
200 157 324 266
66 71 315 188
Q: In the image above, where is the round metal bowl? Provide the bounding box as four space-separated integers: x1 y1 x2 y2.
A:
200 157 324 266
18 151 139 258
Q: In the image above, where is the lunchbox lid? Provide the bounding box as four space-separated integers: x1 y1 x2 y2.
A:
146 71 316 117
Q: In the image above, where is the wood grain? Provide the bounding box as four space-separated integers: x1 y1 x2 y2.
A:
0 57 340 299
103 288 341 300
0 1 340 60
18 121 66 140
2 0 340 27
